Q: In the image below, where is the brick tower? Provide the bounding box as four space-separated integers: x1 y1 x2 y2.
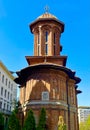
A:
15 12 81 130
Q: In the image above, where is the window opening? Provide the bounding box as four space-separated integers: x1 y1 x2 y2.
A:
54 33 56 55
4 103 6 109
54 45 55 55
38 33 40 44
2 75 4 83
54 33 56 44
45 44 48 55
8 81 10 88
38 44 40 56
38 33 40 56
7 104 9 110
6 78 8 86
1 87 3 96
8 92 9 100
42 91 49 100
45 31 48 42
45 31 48 55
0 101 2 108
10 94 12 101
5 89 7 98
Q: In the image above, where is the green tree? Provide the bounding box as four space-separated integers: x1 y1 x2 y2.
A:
23 109 36 130
0 113 4 130
58 125 66 130
37 108 46 130
7 110 21 130
11 99 20 111
79 115 90 130
85 115 90 130
79 122 85 130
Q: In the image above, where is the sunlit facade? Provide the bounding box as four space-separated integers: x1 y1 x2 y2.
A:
78 106 90 123
15 12 81 130
0 61 17 124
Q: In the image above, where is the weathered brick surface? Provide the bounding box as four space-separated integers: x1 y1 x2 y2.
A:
18 13 80 130
19 69 79 130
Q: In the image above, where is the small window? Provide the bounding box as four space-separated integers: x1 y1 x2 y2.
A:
0 101 2 108
1 87 3 96
54 45 55 55
45 31 48 55
4 103 6 110
38 33 40 56
8 92 10 100
45 44 48 55
7 104 9 110
2 75 4 83
4 89 7 98
54 33 56 44
38 44 40 56
8 81 10 88
38 33 40 44
11 84 13 91
54 33 56 55
10 94 12 101
6 78 8 86
42 91 49 101
10 106 11 111
45 31 48 42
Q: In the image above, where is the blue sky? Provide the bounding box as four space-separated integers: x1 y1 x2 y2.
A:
0 0 90 106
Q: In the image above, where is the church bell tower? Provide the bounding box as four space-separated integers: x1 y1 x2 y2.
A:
15 12 81 130
30 13 64 56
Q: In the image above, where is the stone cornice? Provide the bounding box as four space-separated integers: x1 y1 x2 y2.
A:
19 100 77 112
0 61 15 80
15 63 81 85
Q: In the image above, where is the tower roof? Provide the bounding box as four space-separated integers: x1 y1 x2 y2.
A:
37 13 57 19
30 12 64 33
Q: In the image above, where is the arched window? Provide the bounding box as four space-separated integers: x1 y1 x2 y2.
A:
6 78 8 86
54 33 56 44
45 31 48 42
4 89 7 98
38 33 40 56
38 33 40 44
2 75 4 83
54 33 56 55
8 81 10 88
1 87 3 96
8 92 10 100
45 31 48 55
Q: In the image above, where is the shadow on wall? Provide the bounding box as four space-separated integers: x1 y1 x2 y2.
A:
29 79 49 100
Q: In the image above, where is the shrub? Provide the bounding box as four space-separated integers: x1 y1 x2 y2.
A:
23 109 36 130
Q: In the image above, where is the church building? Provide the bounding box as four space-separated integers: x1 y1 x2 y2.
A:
15 12 81 130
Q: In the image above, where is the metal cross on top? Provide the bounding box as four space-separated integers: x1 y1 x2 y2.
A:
44 5 50 13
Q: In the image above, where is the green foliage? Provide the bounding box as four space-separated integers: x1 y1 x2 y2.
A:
37 108 46 130
0 112 4 130
58 124 66 130
58 116 66 130
11 99 20 110
0 113 4 126
7 111 21 130
79 122 85 130
79 115 90 130
23 109 36 130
